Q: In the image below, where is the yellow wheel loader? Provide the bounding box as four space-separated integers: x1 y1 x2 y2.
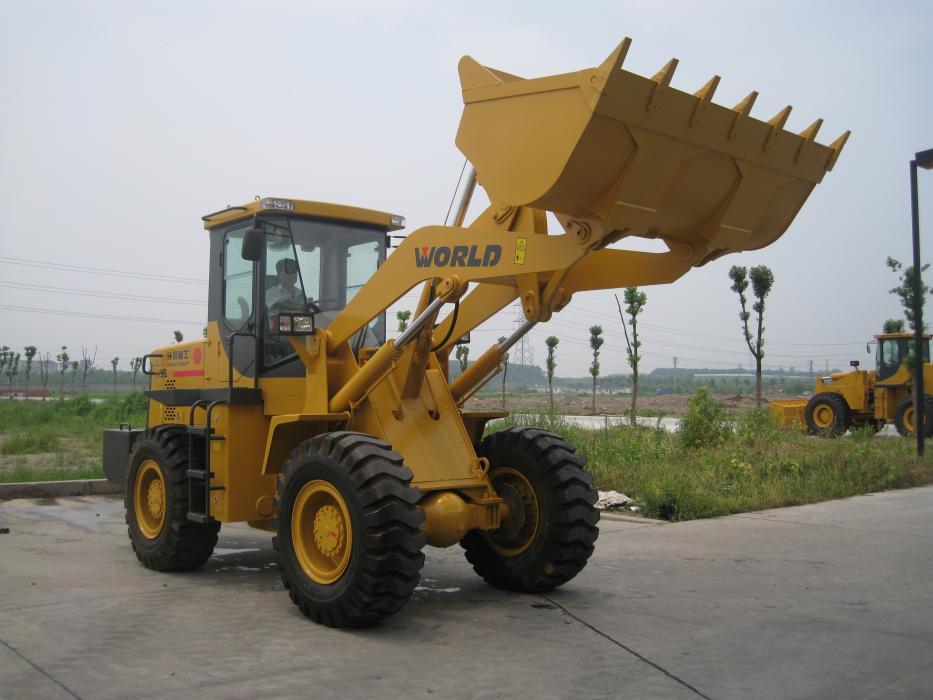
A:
771 333 933 437
103 39 847 627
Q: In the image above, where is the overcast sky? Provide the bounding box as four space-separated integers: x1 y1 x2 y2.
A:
1 0 932 377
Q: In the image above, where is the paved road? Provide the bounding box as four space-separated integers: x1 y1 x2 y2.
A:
2 488 932 699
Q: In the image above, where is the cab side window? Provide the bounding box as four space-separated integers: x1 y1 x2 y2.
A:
224 227 254 330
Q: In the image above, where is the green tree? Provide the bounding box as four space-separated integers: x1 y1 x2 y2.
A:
498 336 509 409
883 319 905 334
131 357 143 390
396 310 411 333
588 325 604 414
729 265 774 406
111 357 120 393
886 257 928 332
22 346 37 395
545 336 559 413
70 361 79 393
5 352 20 397
616 287 646 425
455 344 470 374
56 346 69 397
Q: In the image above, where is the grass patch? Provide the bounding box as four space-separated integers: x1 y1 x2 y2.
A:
0 393 146 482
0 462 104 483
489 394 933 521
1 430 63 454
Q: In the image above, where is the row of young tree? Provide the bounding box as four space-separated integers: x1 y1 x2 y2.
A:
0 346 147 398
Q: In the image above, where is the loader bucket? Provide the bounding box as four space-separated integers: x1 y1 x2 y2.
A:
456 39 848 260
770 399 808 430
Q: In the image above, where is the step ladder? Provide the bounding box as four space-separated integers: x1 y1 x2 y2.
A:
186 400 227 523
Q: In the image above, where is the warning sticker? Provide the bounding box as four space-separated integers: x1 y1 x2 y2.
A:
514 237 527 265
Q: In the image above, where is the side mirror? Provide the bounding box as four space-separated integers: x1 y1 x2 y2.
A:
241 228 263 262
850 360 860 369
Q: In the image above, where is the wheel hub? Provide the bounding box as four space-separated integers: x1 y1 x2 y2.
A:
485 467 539 557
291 480 353 585
134 459 166 540
146 480 165 521
313 505 345 557
813 405 834 428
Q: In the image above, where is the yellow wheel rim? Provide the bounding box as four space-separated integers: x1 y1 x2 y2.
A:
903 406 915 433
291 480 352 585
134 459 166 539
813 404 835 429
485 467 540 557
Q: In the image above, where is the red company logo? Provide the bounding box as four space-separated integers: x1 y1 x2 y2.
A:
192 348 203 365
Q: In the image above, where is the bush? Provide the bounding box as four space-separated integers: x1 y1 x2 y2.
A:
679 388 731 449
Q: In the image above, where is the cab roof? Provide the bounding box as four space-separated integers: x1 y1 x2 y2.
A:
201 197 406 232
874 332 931 340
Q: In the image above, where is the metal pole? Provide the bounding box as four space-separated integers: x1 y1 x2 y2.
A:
396 296 446 348
910 159 924 456
451 165 477 228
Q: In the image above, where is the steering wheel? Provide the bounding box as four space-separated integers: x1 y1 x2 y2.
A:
270 298 323 314
314 298 343 312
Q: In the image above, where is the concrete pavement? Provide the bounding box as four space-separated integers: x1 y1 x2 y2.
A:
1 488 932 699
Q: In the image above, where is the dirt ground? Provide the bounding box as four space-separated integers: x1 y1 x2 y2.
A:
465 390 768 417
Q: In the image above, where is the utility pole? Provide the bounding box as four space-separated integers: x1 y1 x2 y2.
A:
673 356 678 393
809 360 814 379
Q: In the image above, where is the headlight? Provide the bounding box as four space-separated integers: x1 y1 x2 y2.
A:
272 312 316 336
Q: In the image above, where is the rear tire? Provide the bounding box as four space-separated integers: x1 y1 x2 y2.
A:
805 393 849 437
125 426 220 571
461 427 599 592
893 396 933 437
274 432 425 627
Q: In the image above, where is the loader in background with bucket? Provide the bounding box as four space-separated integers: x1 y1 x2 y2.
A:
771 332 933 437
103 38 848 626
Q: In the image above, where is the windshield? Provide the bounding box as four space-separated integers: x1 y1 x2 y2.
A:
260 216 386 369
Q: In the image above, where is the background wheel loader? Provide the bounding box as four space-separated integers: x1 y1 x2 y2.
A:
771 332 933 437
103 38 847 627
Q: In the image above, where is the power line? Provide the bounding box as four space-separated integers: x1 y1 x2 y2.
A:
0 282 206 306
0 304 202 325
0 256 206 284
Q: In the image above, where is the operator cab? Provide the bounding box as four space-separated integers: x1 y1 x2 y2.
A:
873 332 930 381
203 197 405 379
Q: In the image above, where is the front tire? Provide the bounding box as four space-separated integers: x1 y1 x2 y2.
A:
805 393 850 437
461 427 599 592
125 426 220 571
274 432 425 627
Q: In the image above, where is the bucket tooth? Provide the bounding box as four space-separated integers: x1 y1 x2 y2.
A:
764 105 792 151
729 91 758 140
459 56 508 91
647 58 678 112
795 118 823 162
690 75 721 127
825 130 851 171
591 38 632 96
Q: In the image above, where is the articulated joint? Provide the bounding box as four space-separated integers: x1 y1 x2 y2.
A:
420 491 505 547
